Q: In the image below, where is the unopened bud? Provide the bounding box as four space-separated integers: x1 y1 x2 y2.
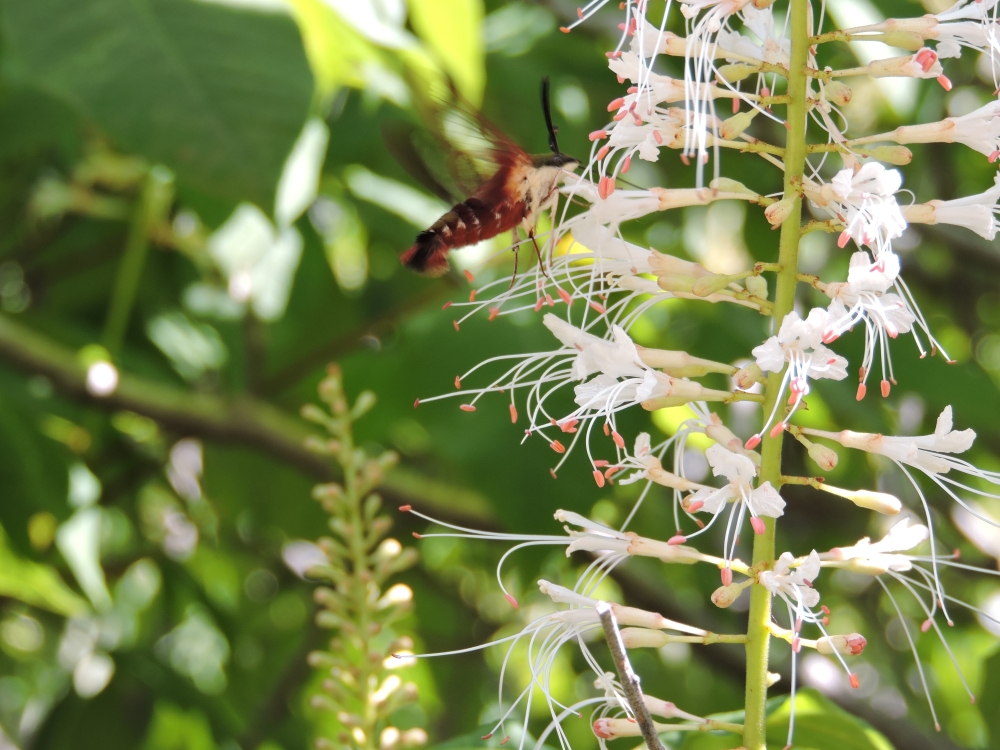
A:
816 483 902 515
807 442 839 471
865 145 912 166
733 362 763 390
817 633 867 656
656 273 697 294
764 196 796 227
711 582 746 608
744 275 768 299
691 271 741 297
878 30 926 51
716 63 758 83
619 627 668 648
824 81 852 106
720 110 757 140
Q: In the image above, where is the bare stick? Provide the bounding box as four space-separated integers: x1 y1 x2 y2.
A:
596 601 667 750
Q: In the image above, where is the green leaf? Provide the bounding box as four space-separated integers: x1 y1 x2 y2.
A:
0 524 88 617
0 0 313 210
408 0 485 106
141 702 218 750
285 0 380 100
765 689 894 750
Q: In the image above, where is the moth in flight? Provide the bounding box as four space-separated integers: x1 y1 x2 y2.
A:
391 78 580 277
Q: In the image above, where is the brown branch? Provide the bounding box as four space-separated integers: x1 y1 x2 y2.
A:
596 601 667 750
0 313 331 477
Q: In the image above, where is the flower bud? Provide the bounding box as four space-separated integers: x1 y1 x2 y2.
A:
720 110 757 140
807 442 839 471
816 483 902 515
636 346 737 377
824 81 852 106
733 362 763 389
716 63 758 83
711 582 746 608
619 627 668 648
817 633 867 656
764 196 795 227
865 145 912 166
877 30 925 51
745 275 768 299
691 271 745 297
656 274 696 293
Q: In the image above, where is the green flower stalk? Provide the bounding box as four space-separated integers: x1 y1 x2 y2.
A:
301 365 423 750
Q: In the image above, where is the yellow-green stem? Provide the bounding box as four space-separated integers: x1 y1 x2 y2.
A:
742 0 810 746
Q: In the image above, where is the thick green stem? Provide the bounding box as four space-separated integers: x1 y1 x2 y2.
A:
742 0 810 747
102 166 173 356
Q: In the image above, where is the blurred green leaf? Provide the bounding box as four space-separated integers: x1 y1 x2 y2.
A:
0 0 313 210
141 701 218 750
0 524 88 616
765 690 893 750
286 0 380 100
408 0 485 106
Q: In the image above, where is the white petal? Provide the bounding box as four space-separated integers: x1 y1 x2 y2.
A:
750 482 785 518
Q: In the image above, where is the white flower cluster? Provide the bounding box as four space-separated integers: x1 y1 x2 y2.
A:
410 0 1000 747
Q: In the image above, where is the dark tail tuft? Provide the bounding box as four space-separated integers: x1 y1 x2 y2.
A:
401 229 450 276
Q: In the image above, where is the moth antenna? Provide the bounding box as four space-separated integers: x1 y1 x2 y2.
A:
541 76 560 155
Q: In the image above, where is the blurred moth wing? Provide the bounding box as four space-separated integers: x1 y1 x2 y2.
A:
391 78 580 277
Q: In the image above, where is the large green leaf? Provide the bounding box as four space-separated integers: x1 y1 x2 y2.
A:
679 691 893 750
0 0 313 210
765 690 894 750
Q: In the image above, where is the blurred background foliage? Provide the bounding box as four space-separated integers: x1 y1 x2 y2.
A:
0 0 998 749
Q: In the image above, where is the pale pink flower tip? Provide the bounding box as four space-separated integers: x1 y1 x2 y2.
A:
745 435 761 450
488 307 500 321
881 379 891 398
557 288 572 305
751 517 766 535
921 619 933 632
849 673 860 689
769 421 786 438
721 567 733 586
589 129 608 142
463 269 475 283
413 398 420 408
611 430 625 448
667 534 686 545
856 383 867 401
550 440 566 453
593 470 606 488
509 404 518 423
460 404 476 412
593 720 613 739
504 593 519 608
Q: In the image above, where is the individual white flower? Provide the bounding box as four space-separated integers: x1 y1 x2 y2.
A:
806 406 976 475
893 100 1000 161
718 5 790 66
759 550 822 608
906 171 1000 240
682 445 784 570
822 251 915 399
544 318 644 381
824 519 929 575
827 163 907 254
748 309 848 445
932 0 1000 59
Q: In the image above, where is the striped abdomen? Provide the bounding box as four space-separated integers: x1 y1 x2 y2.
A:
401 196 524 276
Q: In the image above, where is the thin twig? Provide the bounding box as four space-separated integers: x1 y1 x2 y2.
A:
596 601 667 750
